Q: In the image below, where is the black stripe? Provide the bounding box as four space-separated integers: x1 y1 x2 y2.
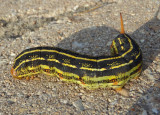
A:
84 63 142 84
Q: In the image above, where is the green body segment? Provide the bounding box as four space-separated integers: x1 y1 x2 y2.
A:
11 34 142 89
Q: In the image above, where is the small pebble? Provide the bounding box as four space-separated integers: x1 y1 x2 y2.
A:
7 100 15 105
73 99 85 111
152 108 158 114
106 41 112 46
10 52 16 56
140 39 145 43
116 89 129 97
60 99 68 104
144 69 155 81
141 109 147 115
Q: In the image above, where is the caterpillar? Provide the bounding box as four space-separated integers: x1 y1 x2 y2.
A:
11 13 142 90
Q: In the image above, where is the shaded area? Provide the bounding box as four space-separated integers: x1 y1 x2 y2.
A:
126 6 160 115
56 6 160 115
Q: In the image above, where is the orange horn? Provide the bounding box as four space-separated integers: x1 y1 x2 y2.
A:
120 13 125 34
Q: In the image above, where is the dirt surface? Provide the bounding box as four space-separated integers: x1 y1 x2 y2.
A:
0 0 160 114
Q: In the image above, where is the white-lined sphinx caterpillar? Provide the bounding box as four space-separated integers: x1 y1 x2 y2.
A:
11 13 142 90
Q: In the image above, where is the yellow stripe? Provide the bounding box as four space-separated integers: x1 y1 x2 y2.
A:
82 62 142 81
82 71 141 89
14 34 133 63
136 50 141 59
16 66 80 79
112 40 118 54
110 60 133 69
118 38 122 45
15 49 41 61
118 38 125 51
15 54 138 72
62 63 77 68
14 40 139 72
120 34 133 58
80 59 134 71
80 67 106 71
40 65 50 69
121 46 124 50
47 59 77 68
15 57 45 70
47 59 60 63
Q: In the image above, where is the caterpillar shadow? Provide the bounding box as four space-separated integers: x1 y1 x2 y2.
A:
126 6 160 115
56 6 160 115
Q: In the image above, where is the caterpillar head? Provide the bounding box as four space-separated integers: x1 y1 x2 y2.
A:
11 67 17 78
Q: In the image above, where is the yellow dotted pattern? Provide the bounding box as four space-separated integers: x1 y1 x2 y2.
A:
107 61 121 67
63 59 71 64
81 63 92 68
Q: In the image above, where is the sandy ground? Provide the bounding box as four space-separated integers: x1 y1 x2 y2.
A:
0 0 160 114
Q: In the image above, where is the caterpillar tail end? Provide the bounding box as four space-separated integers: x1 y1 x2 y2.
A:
120 13 125 34
11 67 17 78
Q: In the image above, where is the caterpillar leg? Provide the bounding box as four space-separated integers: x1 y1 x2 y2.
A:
13 76 23 80
30 76 35 80
113 81 118 85
25 75 39 80
26 76 34 80
134 66 142 79
57 73 64 80
115 87 122 91
115 87 129 97
11 67 17 78
134 75 140 80
26 76 30 81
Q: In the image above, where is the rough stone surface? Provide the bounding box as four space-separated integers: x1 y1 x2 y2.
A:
0 0 160 114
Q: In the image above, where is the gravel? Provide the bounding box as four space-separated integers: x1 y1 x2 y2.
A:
0 0 160 114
